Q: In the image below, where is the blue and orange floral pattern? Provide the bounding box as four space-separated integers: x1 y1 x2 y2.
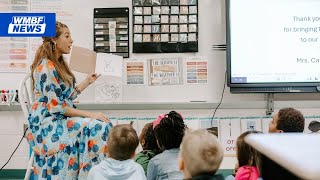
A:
26 59 112 180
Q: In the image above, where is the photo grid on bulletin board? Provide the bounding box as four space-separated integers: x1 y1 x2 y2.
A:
94 8 130 58
132 0 198 53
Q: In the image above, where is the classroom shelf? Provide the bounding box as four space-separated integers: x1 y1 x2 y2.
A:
2 100 319 111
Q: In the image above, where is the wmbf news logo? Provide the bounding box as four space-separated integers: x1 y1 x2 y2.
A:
0 13 56 37
8 16 46 34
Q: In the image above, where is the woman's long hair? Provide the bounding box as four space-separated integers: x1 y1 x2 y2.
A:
236 130 262 167
30 21 75 89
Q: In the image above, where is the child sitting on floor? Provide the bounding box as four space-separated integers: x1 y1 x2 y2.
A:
147 111 186 180
87 124 146 180
134 122 161 175
179 129 224 180
235 131 262 180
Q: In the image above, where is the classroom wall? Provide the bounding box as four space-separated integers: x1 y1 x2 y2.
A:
3 0 320 102
0 0 266 103
2 0 320 173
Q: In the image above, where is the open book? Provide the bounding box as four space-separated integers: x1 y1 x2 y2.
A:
69 46 123 77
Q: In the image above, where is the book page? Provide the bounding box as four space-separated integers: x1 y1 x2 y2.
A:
96 53 123 77
69 46 96 74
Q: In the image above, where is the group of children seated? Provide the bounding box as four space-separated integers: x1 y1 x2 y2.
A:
87 107 306 180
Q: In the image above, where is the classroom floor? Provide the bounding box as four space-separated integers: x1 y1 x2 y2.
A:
0 169 233 179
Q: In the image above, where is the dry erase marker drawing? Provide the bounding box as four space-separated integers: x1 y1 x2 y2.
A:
103 59 113 73
94 73 122 103
95 82 121 102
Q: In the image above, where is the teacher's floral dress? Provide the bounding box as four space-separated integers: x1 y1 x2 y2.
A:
26 59 112 179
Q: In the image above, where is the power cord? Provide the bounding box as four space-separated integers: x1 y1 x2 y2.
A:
0 127 28 171
211 71 227 127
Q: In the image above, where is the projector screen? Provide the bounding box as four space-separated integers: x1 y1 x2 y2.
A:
227 0 320 92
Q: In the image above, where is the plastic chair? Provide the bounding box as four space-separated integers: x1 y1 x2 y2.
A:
18 74 34 180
